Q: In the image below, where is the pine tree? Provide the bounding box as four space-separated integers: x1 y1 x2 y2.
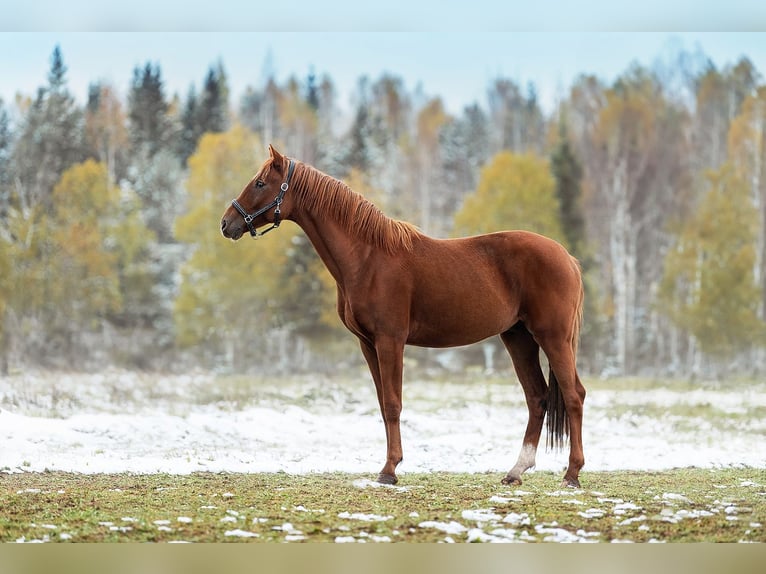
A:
12 45 85 211
178 85 200 164
128 62 171 157
345 100 372 173
178 63 229 165
306 69 320 112
197 62 229 135
550 118 587 263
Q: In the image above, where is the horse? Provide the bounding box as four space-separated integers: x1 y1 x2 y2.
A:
220 145 586 488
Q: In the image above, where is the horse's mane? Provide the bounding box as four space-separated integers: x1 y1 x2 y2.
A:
291 161 420 254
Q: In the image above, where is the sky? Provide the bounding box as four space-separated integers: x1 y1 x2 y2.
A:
1 4 765 116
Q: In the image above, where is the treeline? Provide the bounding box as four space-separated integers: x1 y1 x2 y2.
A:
0 45 765 378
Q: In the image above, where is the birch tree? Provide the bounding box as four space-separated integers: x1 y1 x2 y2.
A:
659 164 765 368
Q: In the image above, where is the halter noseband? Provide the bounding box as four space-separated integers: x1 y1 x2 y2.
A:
231 159 295 238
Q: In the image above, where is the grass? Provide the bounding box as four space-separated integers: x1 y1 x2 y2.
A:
2 468 765 543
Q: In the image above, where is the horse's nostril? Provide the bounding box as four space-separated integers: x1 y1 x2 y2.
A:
221 219 227 230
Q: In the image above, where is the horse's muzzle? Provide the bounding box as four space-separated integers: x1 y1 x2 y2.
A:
220 218 243 240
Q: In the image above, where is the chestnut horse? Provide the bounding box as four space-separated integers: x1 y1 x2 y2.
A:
221 146 586 488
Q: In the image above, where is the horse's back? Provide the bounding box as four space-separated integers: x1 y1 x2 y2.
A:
401 230 580 347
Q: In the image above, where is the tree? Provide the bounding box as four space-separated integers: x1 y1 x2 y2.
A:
128 62 172 157
178 85 199 164
344 78 374 173
54 161 153 323
0 228 10 374
174 125 299 369
585 66 692 374
440 103 490 198
551 119 587 261
12 45 85 211
0 98 11 216
453 151 566 244
5 160 153 366
486 78 545 154
658 164 765 364
85 82 129 182
728 85 766 324
197 61 229 135
415 97 450 233
278 76 318 164
127 66 183 243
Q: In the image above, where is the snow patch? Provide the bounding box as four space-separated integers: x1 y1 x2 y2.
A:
224 529 259 538
418 520 468 535
337 511 392 522
2 373 765 475
461 509 502 523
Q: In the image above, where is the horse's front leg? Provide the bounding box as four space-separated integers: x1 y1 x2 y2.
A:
364 336 405 485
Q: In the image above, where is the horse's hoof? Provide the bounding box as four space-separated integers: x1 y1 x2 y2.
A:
561 477 581 489
377 472 398 485
501 475 522 486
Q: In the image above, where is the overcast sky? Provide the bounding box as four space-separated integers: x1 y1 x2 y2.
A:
2 3 764 116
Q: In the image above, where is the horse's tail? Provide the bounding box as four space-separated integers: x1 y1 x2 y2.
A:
546 257 584 451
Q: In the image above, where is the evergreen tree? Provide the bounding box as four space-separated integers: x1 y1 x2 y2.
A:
550 118 587 263
177 63 229 165
128 62 171 157
306 69 320 112
197 62 229 135
178 85 200 164
12 45 85 211
345 100 372 173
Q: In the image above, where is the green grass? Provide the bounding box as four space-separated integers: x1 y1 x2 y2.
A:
2 468 765 543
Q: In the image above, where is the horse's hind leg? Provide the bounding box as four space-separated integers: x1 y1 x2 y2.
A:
499 325 548 486
539 334 586 488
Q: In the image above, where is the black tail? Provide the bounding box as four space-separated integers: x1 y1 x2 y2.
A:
546 366 569 450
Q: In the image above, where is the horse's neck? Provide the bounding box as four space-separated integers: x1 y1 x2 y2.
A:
292 209 373 287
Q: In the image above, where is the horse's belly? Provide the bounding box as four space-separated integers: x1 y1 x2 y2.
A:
407 297 517 348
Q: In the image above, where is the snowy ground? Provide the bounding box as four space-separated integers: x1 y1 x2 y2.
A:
1 371 765 475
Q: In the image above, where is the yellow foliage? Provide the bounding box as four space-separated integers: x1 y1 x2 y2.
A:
453 151 566 246
658 164 764 355
728 86 766 181
6 160 153 326
174 124 305 346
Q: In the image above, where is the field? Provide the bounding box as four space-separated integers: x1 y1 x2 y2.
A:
1 371 766 543
2 468 765 543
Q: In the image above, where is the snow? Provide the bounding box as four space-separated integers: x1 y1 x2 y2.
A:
224 529 259 538
337 512 392 522
1 372 765 475
418 520 467 535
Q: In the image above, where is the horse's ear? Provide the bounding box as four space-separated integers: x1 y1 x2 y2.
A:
268 144 284 163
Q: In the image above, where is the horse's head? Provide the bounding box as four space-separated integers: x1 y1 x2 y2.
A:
221 144 294 241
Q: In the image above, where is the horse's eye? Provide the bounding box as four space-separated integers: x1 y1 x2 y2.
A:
255 180 265 188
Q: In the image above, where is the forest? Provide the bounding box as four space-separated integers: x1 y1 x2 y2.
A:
0 44 765 379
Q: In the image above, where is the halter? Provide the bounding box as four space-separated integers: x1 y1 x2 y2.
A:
231 159 295 238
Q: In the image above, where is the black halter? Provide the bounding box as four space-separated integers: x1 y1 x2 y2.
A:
231 159 295 238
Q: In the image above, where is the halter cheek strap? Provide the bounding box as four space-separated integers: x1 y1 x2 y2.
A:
232 159 295 238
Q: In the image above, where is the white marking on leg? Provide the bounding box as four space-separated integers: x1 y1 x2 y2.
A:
510 443 537 476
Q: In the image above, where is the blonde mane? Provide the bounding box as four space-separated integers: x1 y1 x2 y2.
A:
291 161 420 254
